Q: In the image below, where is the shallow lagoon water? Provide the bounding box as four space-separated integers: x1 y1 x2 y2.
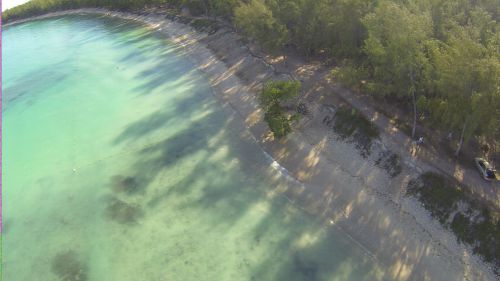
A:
3 15 392 281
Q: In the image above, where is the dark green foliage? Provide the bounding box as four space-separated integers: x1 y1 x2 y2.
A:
51 250 87 281
408 172 500 266
374 151 402 178
234 0 289 53
3 0 150 22
2 0 239 23
450 213 473 243
260 80 301 109
454 211 500 264
331 64 369 90
407 172 462 222
471 218 499 263
264 104 291 138
260 80 301 138
332 106 379 157
265 0 372 58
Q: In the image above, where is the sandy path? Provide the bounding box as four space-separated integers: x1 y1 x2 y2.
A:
5 9 498 280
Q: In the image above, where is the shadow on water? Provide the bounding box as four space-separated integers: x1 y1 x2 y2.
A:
4 14 395 280
112 81 211 145
104 28 392 278
96 16 199 95
6 14 489 281
5 14 398 281
2 63 71 110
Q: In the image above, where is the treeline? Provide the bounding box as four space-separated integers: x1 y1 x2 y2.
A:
232 0 499 155
2 0 240 23
4 0 499 154
2 0 161 22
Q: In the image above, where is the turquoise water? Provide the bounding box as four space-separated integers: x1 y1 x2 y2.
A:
2 15 391 281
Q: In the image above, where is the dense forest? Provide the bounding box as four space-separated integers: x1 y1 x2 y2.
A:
3 0 499 155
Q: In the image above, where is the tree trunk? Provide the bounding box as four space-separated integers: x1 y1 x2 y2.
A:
202 0 209 17
411 89 417 139
409 66 417 139
455 121 467 157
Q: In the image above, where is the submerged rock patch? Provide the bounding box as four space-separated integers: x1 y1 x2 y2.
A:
110 175 141 195
51 250 87 281
105 197 143 224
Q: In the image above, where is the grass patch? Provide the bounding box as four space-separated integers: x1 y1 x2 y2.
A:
408 172 500 268
407 172 463 223
450 213 474 244
331 106 379 157
374 151 402 178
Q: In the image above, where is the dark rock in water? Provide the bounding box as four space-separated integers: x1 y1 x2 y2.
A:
51 250 87 281
110 175 141 195
293 254 318 281
105 197 143 224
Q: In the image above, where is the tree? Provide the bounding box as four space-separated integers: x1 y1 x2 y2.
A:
234 0 288 53
260 80 301 138
362 0 433 138
433 24 499 156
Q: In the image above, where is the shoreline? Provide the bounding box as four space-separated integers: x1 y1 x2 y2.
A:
5 8 498 280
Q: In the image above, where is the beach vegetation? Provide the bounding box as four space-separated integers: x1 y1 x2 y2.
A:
408 172 500 266
260 80 301 138
374 151 402 178
234 0 289 53
331 106 379 157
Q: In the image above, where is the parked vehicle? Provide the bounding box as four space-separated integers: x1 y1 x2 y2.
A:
474 158 497 180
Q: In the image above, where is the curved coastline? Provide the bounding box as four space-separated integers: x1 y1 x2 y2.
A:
5 9 498 280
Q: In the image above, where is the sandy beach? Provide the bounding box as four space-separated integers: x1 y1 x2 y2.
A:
5 8 498 280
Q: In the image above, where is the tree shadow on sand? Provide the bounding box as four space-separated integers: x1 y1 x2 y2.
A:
109 84 392 280
102 15 397 280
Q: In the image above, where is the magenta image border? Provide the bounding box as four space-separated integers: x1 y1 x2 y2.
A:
1 0 3 234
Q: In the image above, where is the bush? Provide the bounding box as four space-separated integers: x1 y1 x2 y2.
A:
260 80 301 138
331 64 368 89
260 80 300 109
264 104 291 138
